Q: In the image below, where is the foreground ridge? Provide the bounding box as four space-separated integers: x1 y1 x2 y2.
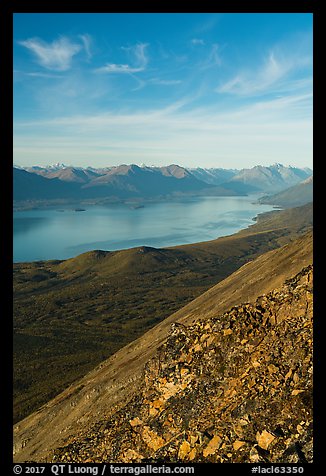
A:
51 265 313 463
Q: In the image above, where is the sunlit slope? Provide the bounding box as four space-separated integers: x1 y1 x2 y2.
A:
259 177 313 208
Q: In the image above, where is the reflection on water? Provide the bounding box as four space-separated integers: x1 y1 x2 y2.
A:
13 196 275 263
13 217 50 235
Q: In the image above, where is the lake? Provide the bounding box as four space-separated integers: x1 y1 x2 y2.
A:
13 196 275 263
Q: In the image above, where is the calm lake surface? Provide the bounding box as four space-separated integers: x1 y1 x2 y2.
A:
13 196 275 263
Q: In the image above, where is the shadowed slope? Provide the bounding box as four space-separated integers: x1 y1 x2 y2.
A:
259 177 313 208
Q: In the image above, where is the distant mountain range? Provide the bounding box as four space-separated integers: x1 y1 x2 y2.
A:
189 167 238 185
259 175 313 208
226 163 312 193
13 163 312 203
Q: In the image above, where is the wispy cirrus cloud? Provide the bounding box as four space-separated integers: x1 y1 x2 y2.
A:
194 15 220 34
149 78 182 86
14 90 312 168
217 50 311 96
191 38 205 46
14 69 63 79
95 43 149 74
95 64 144 74
199 43 222 69
18 36 83 71
79 34 93 60
122 43 148 66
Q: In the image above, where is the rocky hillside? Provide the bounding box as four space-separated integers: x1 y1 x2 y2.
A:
50 265 313 463
13 232 312 463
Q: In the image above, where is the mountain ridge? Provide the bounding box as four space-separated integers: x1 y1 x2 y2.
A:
14 163 312 204
259 176 313 208
228 164 312 193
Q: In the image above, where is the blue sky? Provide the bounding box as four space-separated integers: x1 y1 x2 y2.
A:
13 13 313 169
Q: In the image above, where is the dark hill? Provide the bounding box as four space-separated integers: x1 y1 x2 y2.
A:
80 164 212 197
58 246 192 276
13 168 80 200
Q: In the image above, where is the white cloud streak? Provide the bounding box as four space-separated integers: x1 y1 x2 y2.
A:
217 50 311 96
191 38 205 46
18 37 82 71
95 64 144 74
95 43 149 74
14 70 63 79
14 92 312 168
79 34 93 60
149 78 182 86
199 43 221 69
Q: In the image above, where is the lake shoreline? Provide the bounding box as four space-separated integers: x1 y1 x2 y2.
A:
13 188 255 212
14 194 275 264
